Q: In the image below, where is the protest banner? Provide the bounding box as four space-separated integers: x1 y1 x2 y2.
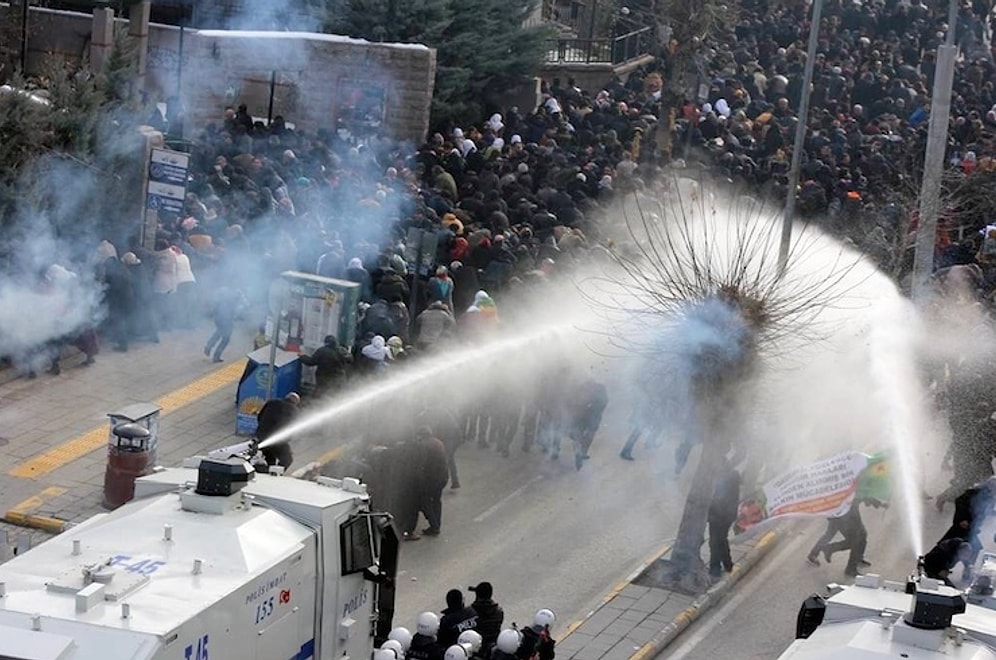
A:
735 451 890 535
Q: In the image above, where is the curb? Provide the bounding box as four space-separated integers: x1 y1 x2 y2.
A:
560 543 674 640
629 529 780 659
2 511 69 534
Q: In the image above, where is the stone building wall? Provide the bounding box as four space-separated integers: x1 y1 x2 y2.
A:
0 5 436 142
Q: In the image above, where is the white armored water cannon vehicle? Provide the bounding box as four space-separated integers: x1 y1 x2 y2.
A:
780 554 996 659
0 442 399 660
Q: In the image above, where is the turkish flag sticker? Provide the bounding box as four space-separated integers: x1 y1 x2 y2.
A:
279 589 291 604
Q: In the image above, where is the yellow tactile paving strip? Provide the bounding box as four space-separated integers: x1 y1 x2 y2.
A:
8 361 244 479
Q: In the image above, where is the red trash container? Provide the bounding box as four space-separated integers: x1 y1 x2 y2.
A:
102 423 153 509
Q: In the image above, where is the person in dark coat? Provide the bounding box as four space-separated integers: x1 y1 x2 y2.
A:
255 392 299 469
708 459 742 577
468 581 504 655
375 269 410 304
568 377 608 470
122 252 159 343
449 260 479 318
414 427 449 536
416 405 465 489
922 538 974 586
345 257 374 303
298 334 350 397
101 256 135 352
809 498 884 577
940 476 996 558
438 589 479 648
204 287 247 362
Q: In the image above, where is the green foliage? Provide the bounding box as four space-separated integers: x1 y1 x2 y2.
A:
333 0 551 129
0 27 143 241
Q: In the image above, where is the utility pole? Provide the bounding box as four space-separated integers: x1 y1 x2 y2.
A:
777 0 823 275
19 0 29 72
911 0 959 300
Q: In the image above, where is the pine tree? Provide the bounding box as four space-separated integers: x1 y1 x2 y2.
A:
333 0 551 129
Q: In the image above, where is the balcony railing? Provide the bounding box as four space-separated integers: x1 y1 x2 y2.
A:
544 26 654 65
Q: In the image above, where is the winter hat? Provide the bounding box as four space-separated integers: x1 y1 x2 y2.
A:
452 127 464 140
348 257 363 270
387 335 405 359
121 252 141 266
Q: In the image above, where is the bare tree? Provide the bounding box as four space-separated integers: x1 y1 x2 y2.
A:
583 175 863 591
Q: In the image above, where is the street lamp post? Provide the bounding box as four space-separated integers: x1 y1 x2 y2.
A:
777 0 823 275
911 0 959 300
19 0 29 72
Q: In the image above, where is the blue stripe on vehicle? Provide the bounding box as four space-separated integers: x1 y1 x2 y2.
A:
296 638 315 659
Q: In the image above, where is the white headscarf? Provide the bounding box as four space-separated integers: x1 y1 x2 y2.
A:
488 113 504 133
460 139 477 157
361 335 390 361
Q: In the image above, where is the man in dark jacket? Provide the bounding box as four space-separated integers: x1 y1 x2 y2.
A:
101 255 135 352
438 589 479 647
940 476 996 558
469 581 504 654
414 427 450 536
255 392 299 469
708 459 742 577
923 538 974 586
298 335 350 397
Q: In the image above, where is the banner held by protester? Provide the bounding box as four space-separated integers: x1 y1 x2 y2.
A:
735 451 891 535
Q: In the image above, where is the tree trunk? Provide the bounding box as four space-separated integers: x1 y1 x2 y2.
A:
668 434 723 589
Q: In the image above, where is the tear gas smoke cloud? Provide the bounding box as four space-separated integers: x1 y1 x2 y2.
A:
0 156 110 367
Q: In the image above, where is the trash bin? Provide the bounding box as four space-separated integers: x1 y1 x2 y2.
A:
236 345 301 436
102 423 153 510
107 403 161 466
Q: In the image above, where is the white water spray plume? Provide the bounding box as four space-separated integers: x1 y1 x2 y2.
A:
258 317 588 450
260 175 943 566
575 178 936 559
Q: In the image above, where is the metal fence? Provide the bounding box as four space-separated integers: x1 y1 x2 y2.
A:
545 26 654 64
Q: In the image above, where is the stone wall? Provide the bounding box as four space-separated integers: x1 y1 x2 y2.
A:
0 5 436 142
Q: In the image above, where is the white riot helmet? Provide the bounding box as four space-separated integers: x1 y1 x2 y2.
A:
389 627 413 650
444 644 469 660
457 630 483 653
534 608 556 629
374 650 397 660
416 611 441 637
496 628 522 654
381 639 405 658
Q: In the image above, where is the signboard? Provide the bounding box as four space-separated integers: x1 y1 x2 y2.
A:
735 452 890 535
404 227 438 277
146 148 189 216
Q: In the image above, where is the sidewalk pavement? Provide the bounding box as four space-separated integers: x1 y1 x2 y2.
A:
0 320 340 555
553 530 780 660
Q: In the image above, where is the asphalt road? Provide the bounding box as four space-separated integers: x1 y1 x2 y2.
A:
662 490 964 659
388 401 694 635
